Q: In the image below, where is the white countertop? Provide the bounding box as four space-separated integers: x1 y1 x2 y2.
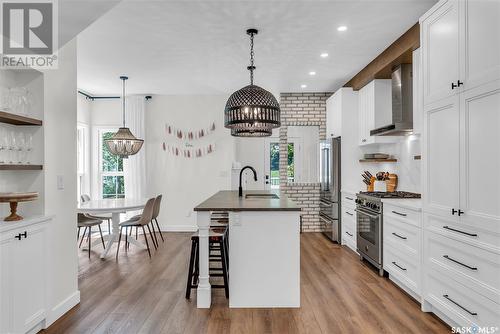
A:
381 198 422 211
0 215 53 233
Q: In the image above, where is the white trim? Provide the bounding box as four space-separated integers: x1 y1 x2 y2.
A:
44 290 80 328
162 225 198 232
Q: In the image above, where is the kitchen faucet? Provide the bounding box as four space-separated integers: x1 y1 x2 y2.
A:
239 166 258 197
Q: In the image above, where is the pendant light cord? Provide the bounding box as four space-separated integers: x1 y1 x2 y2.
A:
247 30 256 86
121 76 127 127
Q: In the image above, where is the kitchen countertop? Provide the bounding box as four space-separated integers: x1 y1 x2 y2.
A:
194 190 301 212
381 198 422 211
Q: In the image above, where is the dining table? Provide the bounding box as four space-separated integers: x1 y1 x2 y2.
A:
77 198 148 259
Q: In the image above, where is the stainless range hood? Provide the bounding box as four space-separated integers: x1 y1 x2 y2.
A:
370 64 413 136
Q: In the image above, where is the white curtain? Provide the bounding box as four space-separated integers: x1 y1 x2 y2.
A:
124 95 146 203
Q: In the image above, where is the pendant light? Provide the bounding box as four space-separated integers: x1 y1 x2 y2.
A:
104 76 144 158
224 29 280 137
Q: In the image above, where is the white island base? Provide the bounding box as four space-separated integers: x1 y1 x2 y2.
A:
194 191 301 309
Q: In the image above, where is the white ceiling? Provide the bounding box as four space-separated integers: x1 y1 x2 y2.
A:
77 0 436 96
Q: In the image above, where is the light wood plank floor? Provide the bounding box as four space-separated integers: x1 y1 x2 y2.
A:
42 232 449 334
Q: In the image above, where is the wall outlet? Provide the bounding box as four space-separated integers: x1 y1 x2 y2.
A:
57 175 64 190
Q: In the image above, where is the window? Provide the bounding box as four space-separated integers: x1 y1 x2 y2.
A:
268 142 295 189
77 125 88 200
99 130 125 199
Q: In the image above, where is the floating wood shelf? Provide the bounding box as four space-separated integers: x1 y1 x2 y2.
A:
359 159 398 163
0 164 43 170
0 111 42 126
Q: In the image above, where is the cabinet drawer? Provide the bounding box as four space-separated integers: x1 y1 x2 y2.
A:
342 194 356 209
425 213 500 252
342 207 356 222
425 269 500 328
383 217 420 253
342 219 356 244
384 204 421 227
425 231 500 302
384 243 420 293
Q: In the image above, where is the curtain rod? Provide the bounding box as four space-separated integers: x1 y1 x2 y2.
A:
78 90 152 101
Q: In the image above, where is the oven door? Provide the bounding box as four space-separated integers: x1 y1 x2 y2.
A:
356 207 381 264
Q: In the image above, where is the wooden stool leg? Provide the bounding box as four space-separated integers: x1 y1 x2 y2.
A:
155 218 164 242
185 239 197 299
116 227 122 260
98 225 105 249
219 240 229 299
79 227 87 248
88 226 92 258
142 226 151 258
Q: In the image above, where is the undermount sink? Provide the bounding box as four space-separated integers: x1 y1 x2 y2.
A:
244 193 279 199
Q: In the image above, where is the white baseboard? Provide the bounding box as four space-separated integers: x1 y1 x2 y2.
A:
161 225 198 232
45 290 80 328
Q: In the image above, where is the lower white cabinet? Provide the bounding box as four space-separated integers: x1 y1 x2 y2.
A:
382 201 422 300
341 192 357 253
0 218 50 334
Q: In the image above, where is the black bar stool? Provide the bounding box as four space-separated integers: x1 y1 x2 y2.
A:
185 228 229 299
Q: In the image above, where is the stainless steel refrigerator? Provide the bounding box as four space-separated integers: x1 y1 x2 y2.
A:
319 137 341 242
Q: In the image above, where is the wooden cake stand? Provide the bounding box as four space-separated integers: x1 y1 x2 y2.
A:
0 192 39 221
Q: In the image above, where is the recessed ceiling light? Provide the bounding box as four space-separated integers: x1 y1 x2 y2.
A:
301 84 307 89
337 25 348 32
320 53 329 58
309 71 316 76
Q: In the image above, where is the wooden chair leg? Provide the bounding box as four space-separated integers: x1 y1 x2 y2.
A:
88 226 92 258
219 240 229 299
98 225 105 249
155 218 164 242
185 239 197 299
116 227 123 260
141 226 151 258
147 224 157 250
79 226 87 248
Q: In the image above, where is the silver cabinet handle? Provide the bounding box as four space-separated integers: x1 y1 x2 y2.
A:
442 294 477 316
443 226 478 237
391 261 407 271
345 197 354 201
391 210 407 217
392 232 407 240
345 211 353 216
443 255 477 271
345 231 353 237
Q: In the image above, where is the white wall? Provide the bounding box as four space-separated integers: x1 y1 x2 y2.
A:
42 38 80 326
145 95 235 231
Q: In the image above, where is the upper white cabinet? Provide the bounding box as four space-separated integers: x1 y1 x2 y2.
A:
421 0 500 106
412 48 423 135
326 91 342 138
358 80 397 146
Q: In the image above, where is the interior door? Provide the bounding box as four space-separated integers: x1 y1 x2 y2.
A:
460 0 500 91
422 0 460 106
264 139 280 190
459 80 500 235
423 95 460 220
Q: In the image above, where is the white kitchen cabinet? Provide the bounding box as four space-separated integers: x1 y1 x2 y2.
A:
421 0 500 328
358 80 397 146
421 0 500 106
341 192 357 253
326 92 341 138
422 94 460 220
0 218 50 334
412 48 423 135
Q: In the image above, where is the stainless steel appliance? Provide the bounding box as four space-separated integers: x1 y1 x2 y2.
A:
319 137 341 242
370 64 414 136
355 191 421 276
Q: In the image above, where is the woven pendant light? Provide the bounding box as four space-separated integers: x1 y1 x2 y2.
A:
104 76 144 158
224 29 280 137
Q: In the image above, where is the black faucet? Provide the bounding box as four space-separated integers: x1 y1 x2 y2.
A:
239 165 258 197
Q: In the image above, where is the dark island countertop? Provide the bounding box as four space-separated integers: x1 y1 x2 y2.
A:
194 190 301 212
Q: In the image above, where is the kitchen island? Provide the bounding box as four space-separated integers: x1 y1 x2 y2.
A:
194 190 301 308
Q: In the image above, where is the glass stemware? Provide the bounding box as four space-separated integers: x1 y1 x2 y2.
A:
17 132 25 163
0 127 6 163
8 130 16 164
26 133 33 164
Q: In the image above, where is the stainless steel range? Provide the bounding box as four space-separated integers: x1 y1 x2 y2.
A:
355 191 420 276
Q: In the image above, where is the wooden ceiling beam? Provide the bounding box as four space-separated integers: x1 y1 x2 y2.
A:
344 23 420 91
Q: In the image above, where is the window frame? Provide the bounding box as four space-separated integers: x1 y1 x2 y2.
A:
97 128 125 199
77 123 89 200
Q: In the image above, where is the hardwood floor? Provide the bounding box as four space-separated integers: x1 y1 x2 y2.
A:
42 233 449 334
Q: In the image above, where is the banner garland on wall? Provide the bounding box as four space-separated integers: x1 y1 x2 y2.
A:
162 142 215 158
165 122 216 140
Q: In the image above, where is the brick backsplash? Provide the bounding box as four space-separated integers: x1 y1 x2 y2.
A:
279 92 332 232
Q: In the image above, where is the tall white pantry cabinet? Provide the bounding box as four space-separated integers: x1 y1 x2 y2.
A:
420 0 500 329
